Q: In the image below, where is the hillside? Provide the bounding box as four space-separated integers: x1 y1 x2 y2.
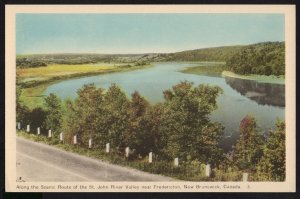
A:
166 41 285 76
165 45 245 62
226 42 285 76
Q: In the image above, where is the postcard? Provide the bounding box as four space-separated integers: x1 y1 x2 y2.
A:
5 5 295 192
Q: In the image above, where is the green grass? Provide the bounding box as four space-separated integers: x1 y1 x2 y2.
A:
20 84 48 109
181 63 225 77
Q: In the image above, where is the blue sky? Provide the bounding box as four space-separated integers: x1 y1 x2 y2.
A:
16 13 284 54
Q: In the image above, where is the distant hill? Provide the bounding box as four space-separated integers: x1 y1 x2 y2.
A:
165 45 245 62
165 41 285 76
16 53 168 68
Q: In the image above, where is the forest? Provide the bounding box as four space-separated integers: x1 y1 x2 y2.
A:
17 82 285 181
225 42 285 76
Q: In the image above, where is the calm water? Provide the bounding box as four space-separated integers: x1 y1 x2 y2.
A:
44 62 285 150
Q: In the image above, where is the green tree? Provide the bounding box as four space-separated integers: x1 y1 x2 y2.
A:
233 115 263 171
44 93 63 133
103 84 130 151
76 84 106 147
62 98 79 144
63 84 107 147
159 81 224 164
138 103 166 157
125 91 150 156
256 120 285 181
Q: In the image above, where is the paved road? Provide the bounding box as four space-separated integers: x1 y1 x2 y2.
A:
16 137 174 182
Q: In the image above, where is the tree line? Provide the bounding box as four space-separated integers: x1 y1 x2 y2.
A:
166 45 244 62
16 82 285 181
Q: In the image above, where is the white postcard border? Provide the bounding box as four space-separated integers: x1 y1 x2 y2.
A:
5 5 296 192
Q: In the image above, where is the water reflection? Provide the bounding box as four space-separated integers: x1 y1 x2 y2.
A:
225 76 285 107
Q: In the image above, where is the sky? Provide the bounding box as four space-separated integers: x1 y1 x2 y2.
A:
16 13 284 54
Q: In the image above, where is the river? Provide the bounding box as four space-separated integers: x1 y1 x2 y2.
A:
44 62 285 151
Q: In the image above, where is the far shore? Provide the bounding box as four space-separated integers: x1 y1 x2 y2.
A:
180 64 285 85
222 71 285 85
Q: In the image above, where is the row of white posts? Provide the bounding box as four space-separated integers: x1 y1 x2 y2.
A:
19 123 249 181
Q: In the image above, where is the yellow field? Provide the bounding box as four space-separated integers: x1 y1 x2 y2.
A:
17 63 119 80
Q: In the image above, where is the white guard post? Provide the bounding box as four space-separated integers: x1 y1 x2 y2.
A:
88 139 92 149
73 135 77 145
149 152 153 163
242 173 248 182
174 158 179 167
205 164 211 177
106 143 110 153
125 147 130 157
59 132 63 141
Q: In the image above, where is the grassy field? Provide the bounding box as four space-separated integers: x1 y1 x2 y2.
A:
19 84 49 108
222 71 285 85
180 63 225 77
18 63 152 109
17 63 124 81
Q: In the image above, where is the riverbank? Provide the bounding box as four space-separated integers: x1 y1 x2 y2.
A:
18 63 153 109
222 71 285 85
